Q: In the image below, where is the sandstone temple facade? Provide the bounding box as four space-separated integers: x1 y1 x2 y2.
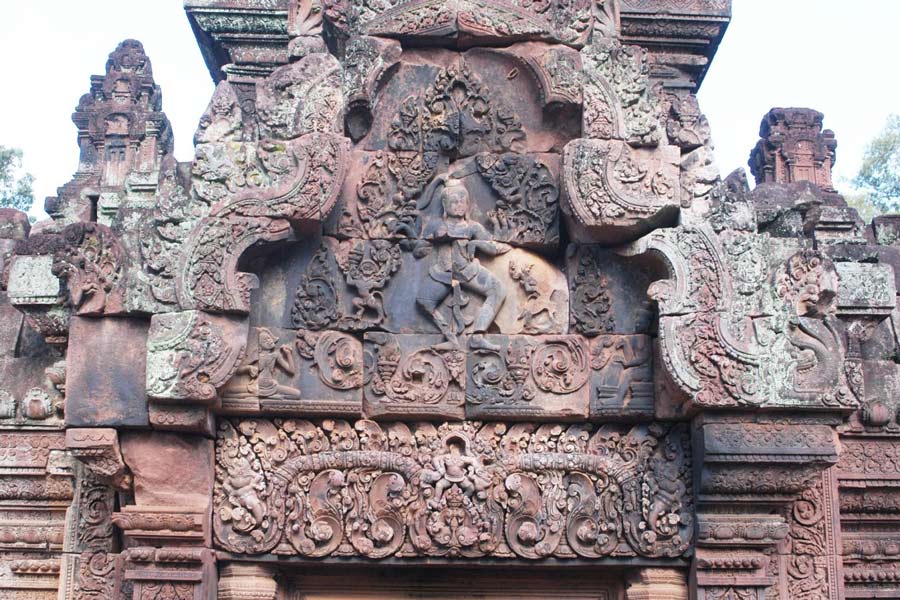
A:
0 1 897 598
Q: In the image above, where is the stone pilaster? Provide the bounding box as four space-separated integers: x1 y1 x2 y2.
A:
692 415 842 600
217 564 278 600
626 568 688 600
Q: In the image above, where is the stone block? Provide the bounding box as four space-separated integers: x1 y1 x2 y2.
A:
589 335 654 420
836 261 896 318
7 255 59 306
873 214 900 246
120 431 213 509
581 40 663 145
814 204 866 245
465 334 590 421
280 235 569 339
332 3 592 51
65 428 130 490
0 294 23 356
328 150 561 250
65 316 149 427
149 402 216 437
0 208 30 241
222 327 363 417
566 244 657 335
562 138 681 244
146 310 248 404
112 505 208 547
363 333 465 420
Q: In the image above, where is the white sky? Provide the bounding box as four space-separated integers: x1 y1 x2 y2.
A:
1 0 898 219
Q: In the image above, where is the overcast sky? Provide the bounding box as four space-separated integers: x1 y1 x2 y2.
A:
1 1 898 219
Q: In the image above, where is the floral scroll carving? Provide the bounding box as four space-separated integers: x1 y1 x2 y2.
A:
323 0 594 47
622 224 852 411
177 49 350 315
178 132 349 313
52 222 127 316
213 418 693 559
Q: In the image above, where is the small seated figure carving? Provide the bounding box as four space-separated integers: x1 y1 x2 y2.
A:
257 328 302 400
223 328 302 400
592 336 651 405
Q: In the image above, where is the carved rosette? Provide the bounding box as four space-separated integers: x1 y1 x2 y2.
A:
213 418 693 559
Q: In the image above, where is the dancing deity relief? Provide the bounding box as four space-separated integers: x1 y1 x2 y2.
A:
414 171 513 346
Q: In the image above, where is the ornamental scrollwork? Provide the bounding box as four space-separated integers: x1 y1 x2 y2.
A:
213 418 693 559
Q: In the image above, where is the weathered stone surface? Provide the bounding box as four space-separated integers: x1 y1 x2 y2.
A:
221 326 363 417
120 431 213 508
322 0 594 47
566 244 657 335
65 316 149 427
589 334 654 420
835 261 896 317
213 418 692 558
65 428 131 490
7 255 59 306
146 309 248 404
562 138 681 243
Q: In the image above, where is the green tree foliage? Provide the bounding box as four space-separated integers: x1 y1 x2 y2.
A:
0 145 35 213
855 114 900 214
844 191 879 224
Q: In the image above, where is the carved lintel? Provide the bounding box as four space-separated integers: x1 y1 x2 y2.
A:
65 428 132 491
214 418 693 559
